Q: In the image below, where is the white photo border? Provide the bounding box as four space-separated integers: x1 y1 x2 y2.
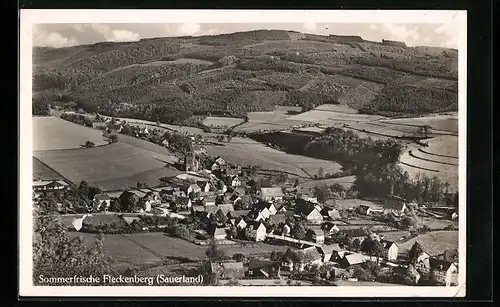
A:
20 9 467 298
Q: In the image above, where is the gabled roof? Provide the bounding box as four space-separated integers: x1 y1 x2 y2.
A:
269 213 286 224
189 183 201 190
325 208 341 220
429 258 455 271
380 239 397 250
317 244 345 255
260 187 284 198
217 204 235 215
343 253 365 266
205 205 219 214
213 227 228 236
248 259 278 270
121 190 146 199
228 210 250 218
307 227 324 237
342 228 368 238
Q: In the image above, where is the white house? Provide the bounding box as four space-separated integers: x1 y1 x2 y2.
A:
429 259 459 286
187 184 202 196
230 176 242 187
256 207 272 221
303 207 323 225
247 222 267 242
213 228 228 241
259 187 284 202
380 240 399 261
307 227 325 244
283 224 291 236
235 218 247 230
416 251 432 270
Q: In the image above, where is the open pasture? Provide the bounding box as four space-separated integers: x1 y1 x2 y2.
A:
202 116 244 128
380 114 458 134
34 142 180 191
300 175 356 189
33 116 108 150
397 231 458 256
204 137 342 178
285 104 384 125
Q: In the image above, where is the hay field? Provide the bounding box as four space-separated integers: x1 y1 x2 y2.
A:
202 117 244 128
300 175 356 189
204 137 342 178
33 116 108 150
285 104 384 125
380 114 458 134
397 231 458 256
34 142 180 191
234 106 305 133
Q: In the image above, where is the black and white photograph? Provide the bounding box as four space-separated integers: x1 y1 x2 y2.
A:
20 10 467 297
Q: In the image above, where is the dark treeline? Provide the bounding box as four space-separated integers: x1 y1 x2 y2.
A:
250 128 454 203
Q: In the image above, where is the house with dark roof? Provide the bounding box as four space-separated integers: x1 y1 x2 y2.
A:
227 210 250 220
321 207 341 220
428 258 458 286
246 221 267 242
33 180 70 193
342 228 369 243
211 261 245 280
384 197 407 216
437 249 459 263
247 259 280 278
379 239 399 261
302 207 323 225
235 217 247 230
316 244 347 263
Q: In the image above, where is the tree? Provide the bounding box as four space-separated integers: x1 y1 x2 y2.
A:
109 134 119 143
205 240 228 262
173 224 191 239
408 242 423 264
33 214 116 285
216 180 225 191
318 167 324 179
228 225 238 239
313 184 331 203
352 238 361 250
292 222 306 240
83 141 95 148
232 253 245 262
33 101 50 116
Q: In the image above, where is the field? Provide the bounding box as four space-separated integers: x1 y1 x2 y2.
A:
202 117 244 128
399 135 458 192
332 199 384 210
34 142 180 191
204 137 342 178
33 116 108 150
300 175 356 189
33 157 64 180
380 113 458 134
397 230 458 256
234 106 305 133
70 232 292 271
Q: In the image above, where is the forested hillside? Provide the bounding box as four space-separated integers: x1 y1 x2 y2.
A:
33 30 458 124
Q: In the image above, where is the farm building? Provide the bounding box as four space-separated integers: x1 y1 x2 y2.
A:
211 261 245 280
380 240 399 261
307 227 325 244
230 176 242 187
316 244 346 263
428 258 458 286
227 210 250 220
415 251 432 270
247 259 280 278
235 217 248 230
323 223 340 235
322 207 341 220
269 213 287 225
186 183 202 196
33 180 69 193
342 228 368 244
201 194 217 206
384 197 408 216
259 187 284 202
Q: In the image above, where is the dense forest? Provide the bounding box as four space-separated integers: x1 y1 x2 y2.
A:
33 30 458 124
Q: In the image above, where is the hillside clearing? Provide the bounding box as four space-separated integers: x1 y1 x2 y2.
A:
204 137 342 178
34 116 108 150
202 117 244 128
397 231 458 256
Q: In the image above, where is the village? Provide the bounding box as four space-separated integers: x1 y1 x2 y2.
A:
33 116 459 287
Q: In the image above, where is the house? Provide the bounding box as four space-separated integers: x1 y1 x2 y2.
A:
210 261 245 280
255 207 272 221
228 193 242 204
246 222 267 242
275 204 287 213
152 206 170 216
33 180 69 193
338 253 366 269
235 217 247 230
187 184 202 196
247 259 280 278
213 227 228 241
321 207 341 220
302 207 323 225
215 156 227 166
429 258 458 286
316 244 346 263
191 205 206 216
93 193 111 211
161 139 169 147
450 212 458 220
176 197 192 210
283 224 291 236
230 176 242 187
287 246 323 272
358 205 373 215
199 181 213 193
202 194 217 206
259 187 284 202
307 227 325 244
342 228 368 243
216 203 235 215
227 210 250 220
384 197 407 216
380 240 399 261
323 223 340 235
415 251 432 270
299 194 318 204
